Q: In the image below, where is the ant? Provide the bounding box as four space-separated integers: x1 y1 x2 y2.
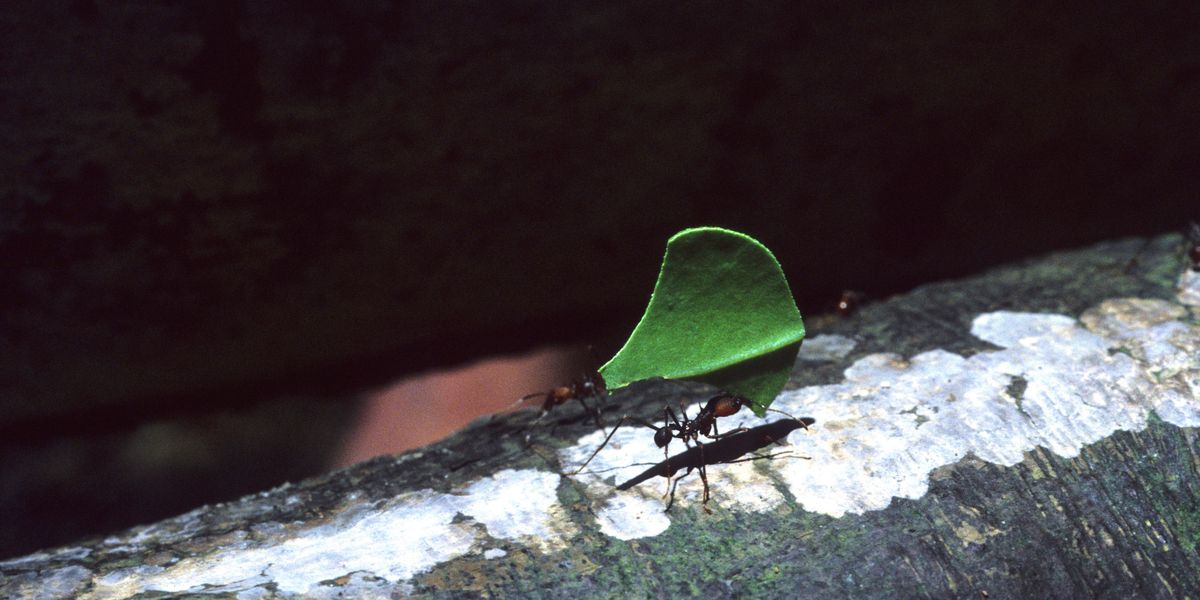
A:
836 290 865 317
506 371 607 442
570 391 809 513
612 416 815 511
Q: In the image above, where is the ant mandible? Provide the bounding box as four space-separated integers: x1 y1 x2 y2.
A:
571 391 804 513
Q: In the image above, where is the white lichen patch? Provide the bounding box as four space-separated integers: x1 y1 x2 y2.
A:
456 468 576 550
85 469 567 597
595 494 673 539
562 296 1200 527
1178 268 1200 306
560 424 679 539
771 299 1199 517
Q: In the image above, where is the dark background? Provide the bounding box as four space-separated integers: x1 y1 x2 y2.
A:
1 0 1197 559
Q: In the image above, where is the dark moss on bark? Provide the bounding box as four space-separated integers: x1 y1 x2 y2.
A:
2 234 1197 598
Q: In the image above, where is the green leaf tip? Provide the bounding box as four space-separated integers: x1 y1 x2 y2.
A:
598 227 805 416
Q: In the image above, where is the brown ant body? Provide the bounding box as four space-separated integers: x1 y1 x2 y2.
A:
519 371 606 423
837 290 865 317
508 371 607 443
572 391 809 512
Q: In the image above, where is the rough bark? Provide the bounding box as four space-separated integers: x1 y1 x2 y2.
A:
3 233 1198 599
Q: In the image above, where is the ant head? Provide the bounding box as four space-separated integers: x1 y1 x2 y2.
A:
706 394 746 418
582 371 606 396
654 427 673 448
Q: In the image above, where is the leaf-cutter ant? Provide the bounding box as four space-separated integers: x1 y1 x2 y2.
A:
506 371 607 443
570 391 810 513
621 417 815 511
837 290 865 317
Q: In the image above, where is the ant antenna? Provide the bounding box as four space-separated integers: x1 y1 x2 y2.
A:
763 406 812 429
567 413 660 476
660 450 808 512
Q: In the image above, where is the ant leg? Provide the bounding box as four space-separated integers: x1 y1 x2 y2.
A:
568 415 658 476
705 416 741 441
501 391 549 415
492 391 547 424
724 450 808 464
664 471 681 511
664 404 684 429
661 434 673 497
575 395 604 428
664 466 693 512
711 425 748 440
659 405 682 495
697 442 713 514
522 407 555 446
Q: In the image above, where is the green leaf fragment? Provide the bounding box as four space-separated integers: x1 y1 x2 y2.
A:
598 227 805 416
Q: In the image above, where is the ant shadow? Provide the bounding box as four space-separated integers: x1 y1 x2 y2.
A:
614 417 814 498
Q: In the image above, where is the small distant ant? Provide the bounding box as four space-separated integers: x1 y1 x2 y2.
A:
571 392 809 513
837 290 865 317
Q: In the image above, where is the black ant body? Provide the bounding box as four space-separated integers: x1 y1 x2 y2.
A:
618 417 815 511
571 391 809 513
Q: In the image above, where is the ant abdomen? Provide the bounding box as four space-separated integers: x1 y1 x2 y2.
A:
707 394 746 418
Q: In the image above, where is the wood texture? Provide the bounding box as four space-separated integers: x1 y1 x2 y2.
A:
2 234 1197 599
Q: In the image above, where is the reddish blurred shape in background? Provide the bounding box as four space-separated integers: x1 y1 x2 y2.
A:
333 345 584 467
